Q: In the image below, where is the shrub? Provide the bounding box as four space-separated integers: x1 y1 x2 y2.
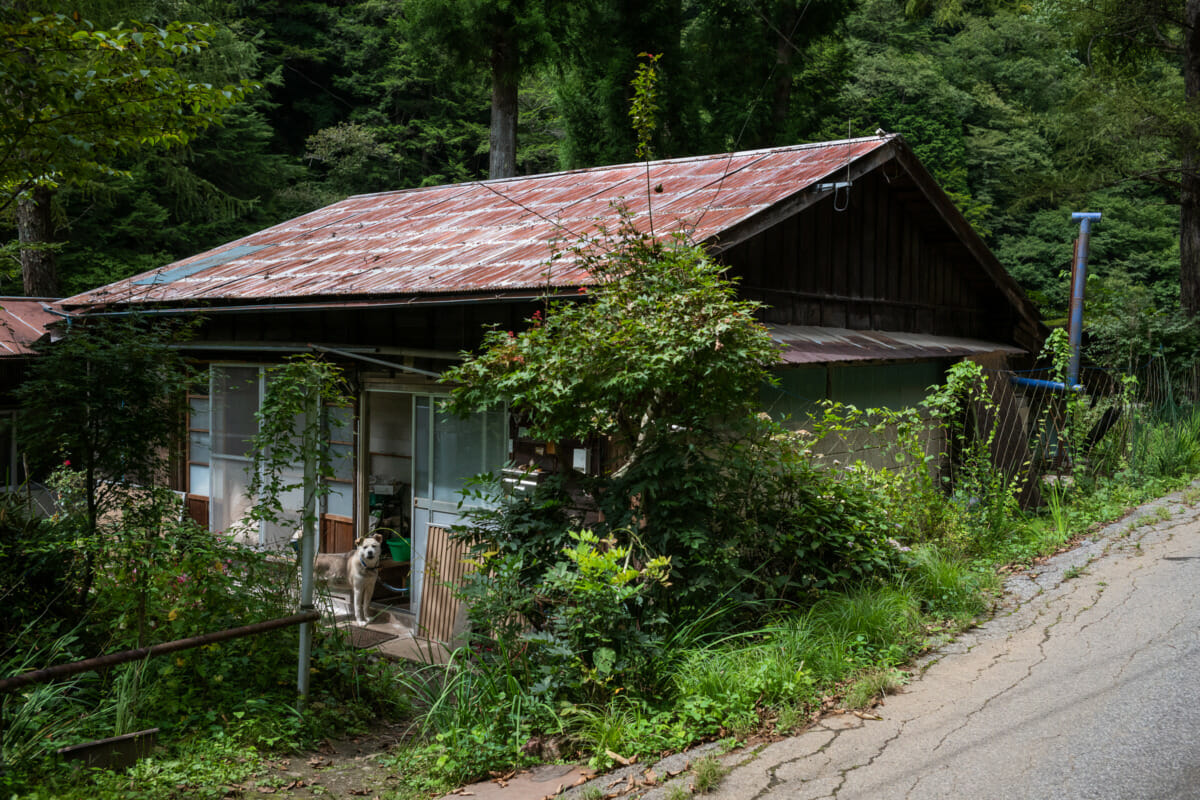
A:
457 530 672 704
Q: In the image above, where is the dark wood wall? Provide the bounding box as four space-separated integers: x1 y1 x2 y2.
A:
197 298 543 355
724 170 1018 344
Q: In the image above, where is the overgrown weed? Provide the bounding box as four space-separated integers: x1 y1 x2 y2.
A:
843 667 907 709
691 754 728 793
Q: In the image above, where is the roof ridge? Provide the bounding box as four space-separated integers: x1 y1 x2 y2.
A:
344 135 901 202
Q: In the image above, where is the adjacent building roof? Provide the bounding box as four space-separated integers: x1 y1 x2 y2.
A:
62 137 895 309
0 298 61 357
769 325 1025 365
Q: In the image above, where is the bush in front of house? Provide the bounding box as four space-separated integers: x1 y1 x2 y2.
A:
440 220 908 715
431 219 910 779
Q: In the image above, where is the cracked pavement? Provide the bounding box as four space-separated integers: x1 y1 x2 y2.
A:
642 484 1200 800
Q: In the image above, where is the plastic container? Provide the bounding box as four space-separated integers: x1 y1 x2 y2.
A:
386 537 411 562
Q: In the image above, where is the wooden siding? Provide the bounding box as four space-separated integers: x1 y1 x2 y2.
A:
727 170 1016 346
418 525 473 644
185 494 208 528
319 515 355 554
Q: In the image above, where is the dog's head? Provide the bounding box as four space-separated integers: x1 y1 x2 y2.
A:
355 533 384 565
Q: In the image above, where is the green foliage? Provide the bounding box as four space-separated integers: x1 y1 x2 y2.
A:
922 360 1023 550
843 666 906 710
444 218 778 453
691 753 728 793
669 631 816 730
457 530 672 703
902 544 996 619
393 640 556 785
1133 408 1200 480
16 315 196 609
39 736 268 800
0 493 81 639
806 402 958 547
629 52 661 161
1 627 92 769
0 4 254 208
1 503 409 785
703 417 902 595
1088 274 1199 376
246 354 351 529
679 0 849 153
808 585 922 661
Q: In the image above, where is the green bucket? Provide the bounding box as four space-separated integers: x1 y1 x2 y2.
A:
386 537 411 562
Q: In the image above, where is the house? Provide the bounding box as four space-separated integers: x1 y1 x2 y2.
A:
60 135 1044 640
0 298 64 492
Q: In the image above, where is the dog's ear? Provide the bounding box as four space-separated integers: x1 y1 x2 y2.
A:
372 532 384 544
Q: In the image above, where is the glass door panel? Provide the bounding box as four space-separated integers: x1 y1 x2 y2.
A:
210 366 260 542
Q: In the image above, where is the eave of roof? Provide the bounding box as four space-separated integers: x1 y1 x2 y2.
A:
0 298 63 357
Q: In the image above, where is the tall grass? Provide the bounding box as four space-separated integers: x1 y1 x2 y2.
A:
1044 481 1072 543
902 544 997 620
393 639 560 784
807 584 921 655
1 626 93 768
1133 408 1200 478
665 584 932 729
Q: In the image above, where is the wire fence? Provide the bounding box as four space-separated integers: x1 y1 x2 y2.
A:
806 355 1200 512
973 357 1200 505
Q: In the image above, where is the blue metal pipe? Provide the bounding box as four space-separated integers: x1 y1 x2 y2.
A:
1068 212 1101 387
1009 376 1084 393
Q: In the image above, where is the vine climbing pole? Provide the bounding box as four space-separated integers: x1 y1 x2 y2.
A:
296 382 320 703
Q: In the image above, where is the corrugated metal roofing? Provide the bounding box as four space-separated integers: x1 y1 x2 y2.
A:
63 137 892 308
0 298 61 356
768 325 1025 364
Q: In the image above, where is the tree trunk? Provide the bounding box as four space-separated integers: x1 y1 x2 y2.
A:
770 8 799 139
16 185 58 297
489 30 519 180
1181 0 1200 315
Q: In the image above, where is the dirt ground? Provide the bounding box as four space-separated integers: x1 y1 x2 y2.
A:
230 721 411 799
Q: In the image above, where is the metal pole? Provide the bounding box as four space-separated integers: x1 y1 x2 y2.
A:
1068 212 1102 388
296 382 319 703
0 611 320 694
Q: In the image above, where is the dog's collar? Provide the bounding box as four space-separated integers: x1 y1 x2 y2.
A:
359 553 380 572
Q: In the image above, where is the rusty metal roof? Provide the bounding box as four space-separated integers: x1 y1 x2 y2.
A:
0 298 62 356
769 325 1026 364
63 137 893 309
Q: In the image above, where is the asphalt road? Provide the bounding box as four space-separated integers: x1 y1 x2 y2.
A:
631 484 1200 800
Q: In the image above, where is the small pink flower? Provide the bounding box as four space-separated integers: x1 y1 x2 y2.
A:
63 459 71 467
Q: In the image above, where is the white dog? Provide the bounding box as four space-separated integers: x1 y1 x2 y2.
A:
313 533 384 625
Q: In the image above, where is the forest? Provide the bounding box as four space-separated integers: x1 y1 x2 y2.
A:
2 0 1197 373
